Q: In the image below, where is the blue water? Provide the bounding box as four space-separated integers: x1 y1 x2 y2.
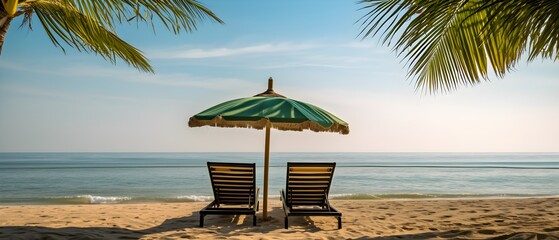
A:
0 152 558 205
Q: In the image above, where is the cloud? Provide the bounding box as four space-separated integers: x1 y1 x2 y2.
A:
62 66 255 91
346 41 377 49
0 60 133 80
149 43 316 59
0 84 139 102
0 60 60 76
0 61 253 91
253 54 385 70
135 74 254 91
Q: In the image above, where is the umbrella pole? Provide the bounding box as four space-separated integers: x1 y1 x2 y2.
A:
263 121 271 220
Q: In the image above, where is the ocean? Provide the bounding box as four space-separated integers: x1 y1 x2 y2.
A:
0 152 558 205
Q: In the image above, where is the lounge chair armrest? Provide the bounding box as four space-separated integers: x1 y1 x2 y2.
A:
254 188 260 211
324 195 332 211
280 189 290 215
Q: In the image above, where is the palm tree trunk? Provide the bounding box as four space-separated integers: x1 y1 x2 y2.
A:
0 16 13 55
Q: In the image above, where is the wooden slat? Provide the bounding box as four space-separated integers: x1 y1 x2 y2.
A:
214 179 253 183
288 189 326 192
214 181 253 185
289 199 324 202
288 195 325 200
210 166 254 172
289 167 332 172
289 202 325 206
214 187 254 191
289 181 329 185
289 175 330 178
289 172 332 176
211 172 254 177
217 196 254 200
216 190 254 195
212 175 253 179
219 199 256 203
288 187 328 191
289 195 325 199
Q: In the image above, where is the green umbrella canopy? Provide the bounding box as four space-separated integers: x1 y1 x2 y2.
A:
188 80 349 135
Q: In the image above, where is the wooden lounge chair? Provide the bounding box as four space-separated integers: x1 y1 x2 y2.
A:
280 162 342 229
200 162 259 227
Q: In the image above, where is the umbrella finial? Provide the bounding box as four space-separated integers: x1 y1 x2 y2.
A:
254 77 286 98
268 77 273 90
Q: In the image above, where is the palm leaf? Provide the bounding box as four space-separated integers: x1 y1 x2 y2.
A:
30 1 153 72
65 0 223 33
358 0 559 93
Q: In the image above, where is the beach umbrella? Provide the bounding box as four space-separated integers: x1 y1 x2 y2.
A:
188 77 349 219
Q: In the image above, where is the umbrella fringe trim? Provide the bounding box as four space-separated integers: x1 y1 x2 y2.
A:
188 117 349 135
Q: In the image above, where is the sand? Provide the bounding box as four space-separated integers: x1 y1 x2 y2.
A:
1 198 558 239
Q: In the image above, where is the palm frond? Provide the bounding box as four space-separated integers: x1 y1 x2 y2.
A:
63 0 223 33
358 0 559 93
30 1 153 72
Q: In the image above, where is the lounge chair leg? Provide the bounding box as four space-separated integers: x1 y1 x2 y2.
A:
253 214 257 226
337 216 342 229
284 217 288 229
200 214 205 227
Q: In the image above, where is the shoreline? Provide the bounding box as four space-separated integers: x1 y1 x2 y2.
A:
3 193 559 206
1 197 558 239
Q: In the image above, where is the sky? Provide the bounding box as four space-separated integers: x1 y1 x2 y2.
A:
0 1 558 152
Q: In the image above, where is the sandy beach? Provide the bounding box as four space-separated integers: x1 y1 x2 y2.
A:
1 197 558 239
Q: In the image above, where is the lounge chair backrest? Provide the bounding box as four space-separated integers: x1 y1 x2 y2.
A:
285 162 336 208
207 162 257 206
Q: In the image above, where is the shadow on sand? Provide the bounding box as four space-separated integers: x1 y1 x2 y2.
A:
0 206 330 239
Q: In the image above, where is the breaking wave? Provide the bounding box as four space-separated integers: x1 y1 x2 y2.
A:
0 195 214 205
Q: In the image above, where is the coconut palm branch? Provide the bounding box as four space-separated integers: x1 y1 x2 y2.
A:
358 0 559 93
1 0 223 73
